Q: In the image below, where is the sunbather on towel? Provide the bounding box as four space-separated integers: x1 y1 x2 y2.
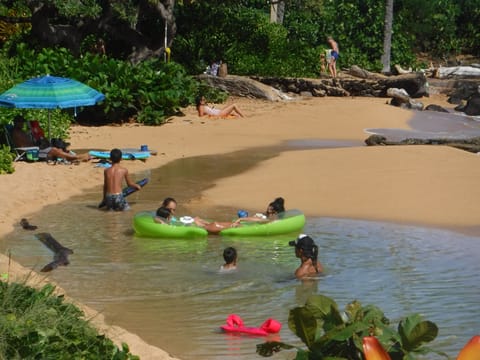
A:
196 96 245 118
12 115 89 162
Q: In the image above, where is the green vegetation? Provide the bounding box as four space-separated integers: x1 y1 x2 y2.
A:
0 281 139 359
174 0 480 75
256 294 447 359
0 144 14 174
0 44 205 126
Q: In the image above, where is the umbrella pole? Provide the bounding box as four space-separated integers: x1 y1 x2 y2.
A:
48 110 51 142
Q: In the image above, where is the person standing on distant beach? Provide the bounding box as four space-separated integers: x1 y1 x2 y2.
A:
327 36 339 78
103 148 141 211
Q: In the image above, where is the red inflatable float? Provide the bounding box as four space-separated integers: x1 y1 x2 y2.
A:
220 314 282 336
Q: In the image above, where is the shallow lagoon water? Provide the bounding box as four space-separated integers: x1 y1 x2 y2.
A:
2 140 480 359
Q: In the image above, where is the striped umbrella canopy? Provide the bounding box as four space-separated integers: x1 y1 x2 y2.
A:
0 74 105 140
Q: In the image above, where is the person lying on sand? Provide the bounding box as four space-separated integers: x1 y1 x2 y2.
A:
12 115 90 162
196 95 245 118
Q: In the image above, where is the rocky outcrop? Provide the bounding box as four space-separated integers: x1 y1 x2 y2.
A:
386 88 424 110
365 134 480 153
196 74 288 101
196 68 428 100
463 94 480 116
254 71 427 98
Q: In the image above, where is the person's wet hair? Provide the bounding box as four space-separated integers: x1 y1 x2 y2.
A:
156 206 171 220
289 235 320 273
223 247 237 264
110 148 122 163
269 197 285 214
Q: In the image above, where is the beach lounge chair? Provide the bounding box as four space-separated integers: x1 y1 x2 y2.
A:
3 124 40 162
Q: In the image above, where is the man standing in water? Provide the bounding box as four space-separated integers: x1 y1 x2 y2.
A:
327 36 339 78
103 148 141 211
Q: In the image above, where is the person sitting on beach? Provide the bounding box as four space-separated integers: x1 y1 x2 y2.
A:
196 96 245 118
11 115 90 162
159 196 215 227
103 148 141 211
154 206 172 224
220 247 238 272
289 234 323 279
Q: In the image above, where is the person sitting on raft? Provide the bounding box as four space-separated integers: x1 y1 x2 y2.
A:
196 95 245 118
236 197 286 223
193 197 286 235
289 234 323 279
160 197 178 222
154 206 172 224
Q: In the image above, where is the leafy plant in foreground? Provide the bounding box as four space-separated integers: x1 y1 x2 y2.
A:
256 294 447 359
0 282 139 359
0 144 14 174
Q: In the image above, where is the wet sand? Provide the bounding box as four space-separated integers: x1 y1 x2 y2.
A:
1 94 480 358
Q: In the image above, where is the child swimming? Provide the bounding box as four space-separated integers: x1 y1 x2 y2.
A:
220 247 237 272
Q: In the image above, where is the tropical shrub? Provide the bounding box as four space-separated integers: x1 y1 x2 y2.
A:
0 281 139 359
256 294 447 359
0 42 215 126
0 144 14 174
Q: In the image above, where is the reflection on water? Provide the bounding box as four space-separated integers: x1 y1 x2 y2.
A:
366 109 480 141
1 146 480 359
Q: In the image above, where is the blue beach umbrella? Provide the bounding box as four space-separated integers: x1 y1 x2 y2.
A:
0 74 105 140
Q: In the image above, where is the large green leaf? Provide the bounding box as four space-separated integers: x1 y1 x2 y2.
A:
288 307 317 348
305 295 344 329
398 314 438 351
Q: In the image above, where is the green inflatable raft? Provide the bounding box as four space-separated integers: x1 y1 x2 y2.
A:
220 209 306 237
133 211 208 238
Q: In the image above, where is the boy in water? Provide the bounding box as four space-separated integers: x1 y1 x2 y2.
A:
220 247 238 272
103 148 141 211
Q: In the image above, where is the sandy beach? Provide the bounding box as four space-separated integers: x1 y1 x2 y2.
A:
1 93 480 358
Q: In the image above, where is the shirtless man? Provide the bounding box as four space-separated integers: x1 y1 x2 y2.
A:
103 148 141 211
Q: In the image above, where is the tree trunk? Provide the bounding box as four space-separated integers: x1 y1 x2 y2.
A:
381 0 394 74
270 1 285 24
